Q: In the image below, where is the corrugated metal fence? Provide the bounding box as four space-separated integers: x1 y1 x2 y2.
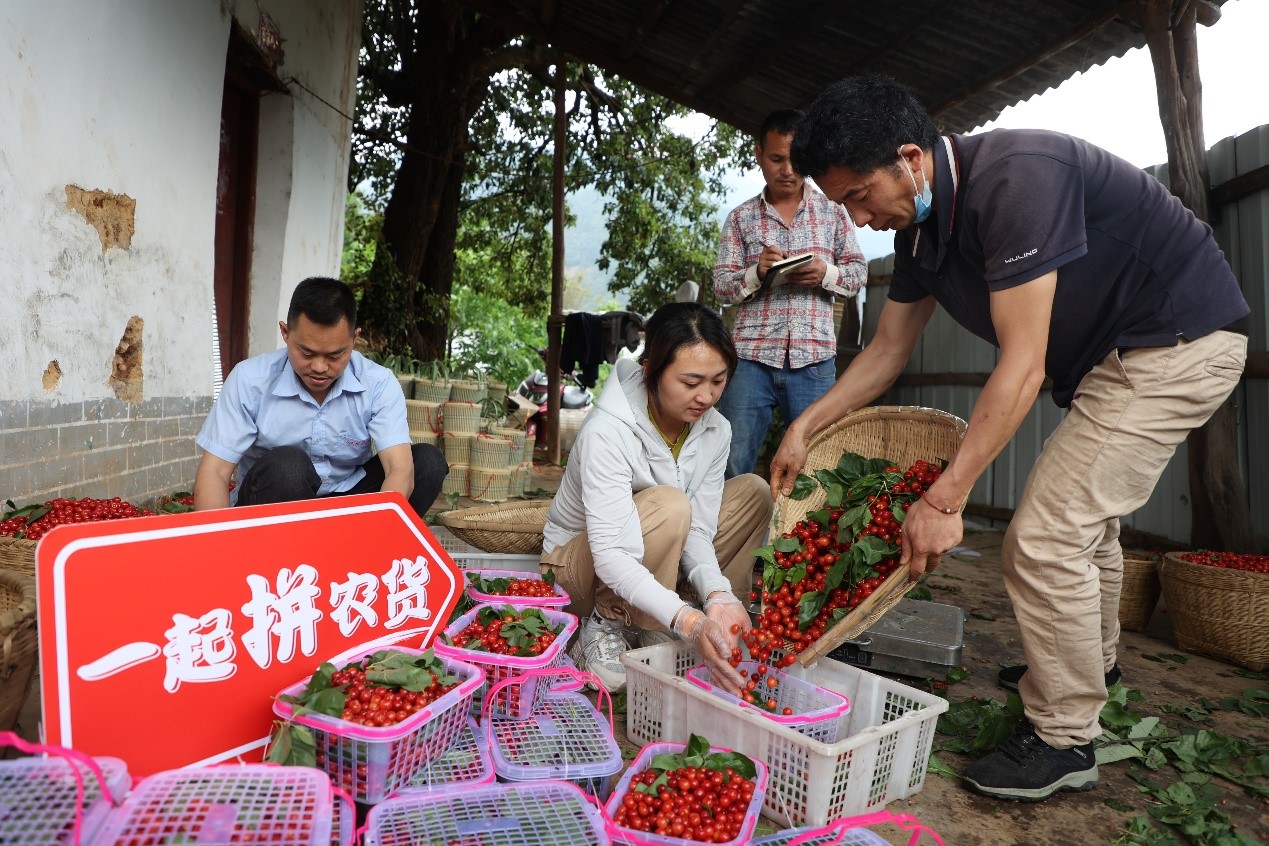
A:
855 124 1268 546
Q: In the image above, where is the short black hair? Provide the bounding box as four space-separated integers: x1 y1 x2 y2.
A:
640 303 738 406
791 75 940 180
758 109 804 148
287 277 357 329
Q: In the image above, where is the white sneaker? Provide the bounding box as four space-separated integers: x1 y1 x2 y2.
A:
570 612 631 693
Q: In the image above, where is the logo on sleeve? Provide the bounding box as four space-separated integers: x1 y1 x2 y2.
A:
1004 248 1038 264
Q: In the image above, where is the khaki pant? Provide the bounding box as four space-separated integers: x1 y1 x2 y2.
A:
540 474 774 631
1004 330 1246 747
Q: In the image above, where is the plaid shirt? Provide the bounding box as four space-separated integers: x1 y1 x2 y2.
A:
713 184 866 368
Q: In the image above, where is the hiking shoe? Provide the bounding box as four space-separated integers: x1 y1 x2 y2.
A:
998 663 1122 692
570 612 631 693
962 724 1098 801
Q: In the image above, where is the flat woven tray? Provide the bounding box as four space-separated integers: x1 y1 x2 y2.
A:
774 406 966 666
437 501 551 555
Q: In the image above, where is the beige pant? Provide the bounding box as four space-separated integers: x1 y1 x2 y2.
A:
1004 330 1247 747
540 474 774 631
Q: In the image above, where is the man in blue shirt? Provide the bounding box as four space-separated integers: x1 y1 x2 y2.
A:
193 277 448 516
770 76 1248 802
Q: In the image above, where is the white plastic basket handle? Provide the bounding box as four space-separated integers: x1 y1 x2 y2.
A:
787 810 945 846
0 730 120 846
481 665 614 733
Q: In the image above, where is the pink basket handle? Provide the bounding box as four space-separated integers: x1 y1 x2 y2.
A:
481 665 614 733
787 811 944 846
0 730 120 846
330 784 356 846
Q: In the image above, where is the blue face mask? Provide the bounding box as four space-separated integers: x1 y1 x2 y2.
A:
901 155 933 223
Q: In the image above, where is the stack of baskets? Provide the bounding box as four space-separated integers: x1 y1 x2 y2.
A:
440 399 481 499
469 433 516 503
1158 551 1268 671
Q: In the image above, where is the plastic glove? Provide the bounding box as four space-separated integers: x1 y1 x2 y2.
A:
673 606 745 695
703 591 750 649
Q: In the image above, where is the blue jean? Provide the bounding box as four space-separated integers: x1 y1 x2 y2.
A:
716 356 836 478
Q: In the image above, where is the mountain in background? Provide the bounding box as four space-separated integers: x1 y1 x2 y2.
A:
563 169 893 310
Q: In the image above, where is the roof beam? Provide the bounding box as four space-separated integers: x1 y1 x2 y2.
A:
457 0 751 130
695 0 837 101
620 0 672 61
928 4 1122 123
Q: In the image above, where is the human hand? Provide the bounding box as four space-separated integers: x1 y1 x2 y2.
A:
756 245 786 279
703 592 750 649
786 256 828 287
768 426 809 500
674 606 745 694
899 495 964 580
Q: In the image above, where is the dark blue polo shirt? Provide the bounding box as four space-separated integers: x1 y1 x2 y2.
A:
889 129 1249 407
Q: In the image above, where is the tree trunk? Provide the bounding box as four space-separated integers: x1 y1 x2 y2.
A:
1137 0 1253 551
360 2 501 362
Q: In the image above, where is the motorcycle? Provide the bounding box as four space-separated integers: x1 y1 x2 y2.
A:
516 351 594 450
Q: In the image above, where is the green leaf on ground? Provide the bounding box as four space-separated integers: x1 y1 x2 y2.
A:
926 753 958 778
969 611 997 621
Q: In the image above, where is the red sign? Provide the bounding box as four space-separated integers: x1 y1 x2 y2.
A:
36 493 462 775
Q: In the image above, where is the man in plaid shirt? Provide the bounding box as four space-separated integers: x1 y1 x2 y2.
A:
713 109 867 478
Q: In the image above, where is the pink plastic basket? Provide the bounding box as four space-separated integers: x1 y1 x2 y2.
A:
484 667 622 800
685 661 851 742
465 568 570 607
397 716 495 792
771 812 946 846
272 646 484 803
604 741 769 846
363 780 610 846
92 764 337 846
0 732 127 846
433 603 578 719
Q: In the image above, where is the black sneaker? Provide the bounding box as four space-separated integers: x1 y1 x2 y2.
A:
997 663 1122 692
962 724 1098 801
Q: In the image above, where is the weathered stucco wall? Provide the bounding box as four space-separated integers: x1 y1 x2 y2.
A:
0 0 360 506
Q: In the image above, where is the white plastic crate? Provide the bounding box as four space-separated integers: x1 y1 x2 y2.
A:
450 550 542 573
622 642 947 828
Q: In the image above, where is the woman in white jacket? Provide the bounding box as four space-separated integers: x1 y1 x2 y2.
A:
541 303 774 694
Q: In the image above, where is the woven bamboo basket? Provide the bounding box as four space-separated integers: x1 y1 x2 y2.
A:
519 435 535 465
1118 551 1162 633
413 377 451 404
0 538 37 578
442 401 481 435
509 464 527 499
491 426 527 455
774 406 967 666
469 468 511 503
406 400 443 434
470 434 514 470
449 379 488 405
1159 552 1268 671
0 569 38 733
437 501 552 554
441 464 470 499
396 373 415 399
443 433 473 466
410 429 438 447
486 379 508 405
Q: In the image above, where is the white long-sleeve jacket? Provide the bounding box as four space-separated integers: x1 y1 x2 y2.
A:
542 358 734 628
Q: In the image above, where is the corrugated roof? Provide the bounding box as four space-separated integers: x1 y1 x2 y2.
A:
459 0 1227 135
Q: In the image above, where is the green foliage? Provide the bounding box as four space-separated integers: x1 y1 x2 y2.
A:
342 192 382 286
352 3 752 348
446 284 546 387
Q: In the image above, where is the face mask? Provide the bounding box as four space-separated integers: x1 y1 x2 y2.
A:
901 153 933 223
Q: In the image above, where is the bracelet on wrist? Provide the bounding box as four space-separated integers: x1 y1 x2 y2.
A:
921 491 963 515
